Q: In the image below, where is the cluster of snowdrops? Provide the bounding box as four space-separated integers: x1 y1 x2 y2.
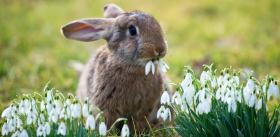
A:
1 63 280 137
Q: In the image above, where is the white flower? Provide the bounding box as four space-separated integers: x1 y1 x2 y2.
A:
37 125 44 137
255 99 262 110
19 129 28 137
157 106 171 121
145 61 155 75
158 59 169 73
49 110 59 123
200 71 211 85
1 122 9 136
226 97 237 113
46 90 53 102
182 84 196 105
40 101 46 111
82 100 89 118
86 115 95 130
121 124 130 137
160 91 170 105
216 87 222 100
44 122 51 136
57 122 66 136
172 92 182 105
196 99 211 115
99 122 107 136
1 106 11 118
268 81 279 99
71 102 81 118
181 73 192 88
26 111 37 125
248 94 257 108
11 130 19 137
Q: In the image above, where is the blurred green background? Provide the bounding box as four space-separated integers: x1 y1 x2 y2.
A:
0 0 280 111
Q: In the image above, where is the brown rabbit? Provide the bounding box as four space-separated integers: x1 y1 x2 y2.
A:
61 3 168 132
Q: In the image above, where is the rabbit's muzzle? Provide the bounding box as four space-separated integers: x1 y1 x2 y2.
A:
140 42 166 60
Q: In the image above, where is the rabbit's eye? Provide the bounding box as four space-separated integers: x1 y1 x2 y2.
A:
128 25 137 36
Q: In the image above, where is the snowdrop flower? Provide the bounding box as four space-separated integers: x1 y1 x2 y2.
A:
44 122 51 136
1 122 9 136
1 106 11 118
71 102 81 118
19 129 28 137
196 100 211 115
26 111 37 125
37 125 44 137
226 97 237 113
82 99 89 118
157 106 171 121
172 92 182 105
248 93 257 108
182 84 196 105
57 122 66 136
145 61 155 75
200 71 211 85
49 109 59 123
268 80 279 99
46 90 53 102
255 99 262 110
216 86 223 100
160 91 170 105
181 73 192 88
11 130 19 137
121 123 130 137
86 115 95 130
158 59 169 73
99 122 107 136
40 101 46 111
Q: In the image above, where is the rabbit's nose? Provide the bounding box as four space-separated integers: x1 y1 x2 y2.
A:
155 47 166 58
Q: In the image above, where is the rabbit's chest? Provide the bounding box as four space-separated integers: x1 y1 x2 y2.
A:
91 64 163 116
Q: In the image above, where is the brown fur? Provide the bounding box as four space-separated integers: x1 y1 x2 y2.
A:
62 4 168 133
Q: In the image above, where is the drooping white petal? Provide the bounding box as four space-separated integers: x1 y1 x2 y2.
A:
160 91 170 105
19 129 28 137
145 61 152 75
1 122 9 136
182 84 196 105
1 106 11 118
71 103 81 118
255 99 262 110
172 92 182 105
268 81 279 99
57 122 66 136
86 115 95 130
226 97 237 113
181 73 192 88
248 94 257 108
151 62 155 75
99 122 107 136
45 122 51 135
36 125 44 137
121 124 130 137
40 101 46 111
82 104 89 118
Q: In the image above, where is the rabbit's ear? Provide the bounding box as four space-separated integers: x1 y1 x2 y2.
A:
61 18 115 42
103 3 124 18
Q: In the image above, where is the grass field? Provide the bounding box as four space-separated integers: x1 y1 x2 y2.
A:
0 0 280 113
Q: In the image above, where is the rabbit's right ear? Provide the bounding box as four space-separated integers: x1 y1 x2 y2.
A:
103 3 124 18
61 18 115 42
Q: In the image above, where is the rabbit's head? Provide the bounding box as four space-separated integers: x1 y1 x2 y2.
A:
61 4 167 65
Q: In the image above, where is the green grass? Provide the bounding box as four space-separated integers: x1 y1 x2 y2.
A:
0 0 280 114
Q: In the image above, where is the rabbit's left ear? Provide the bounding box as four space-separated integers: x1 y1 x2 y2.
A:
61 18 115 42
103 3 124 18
